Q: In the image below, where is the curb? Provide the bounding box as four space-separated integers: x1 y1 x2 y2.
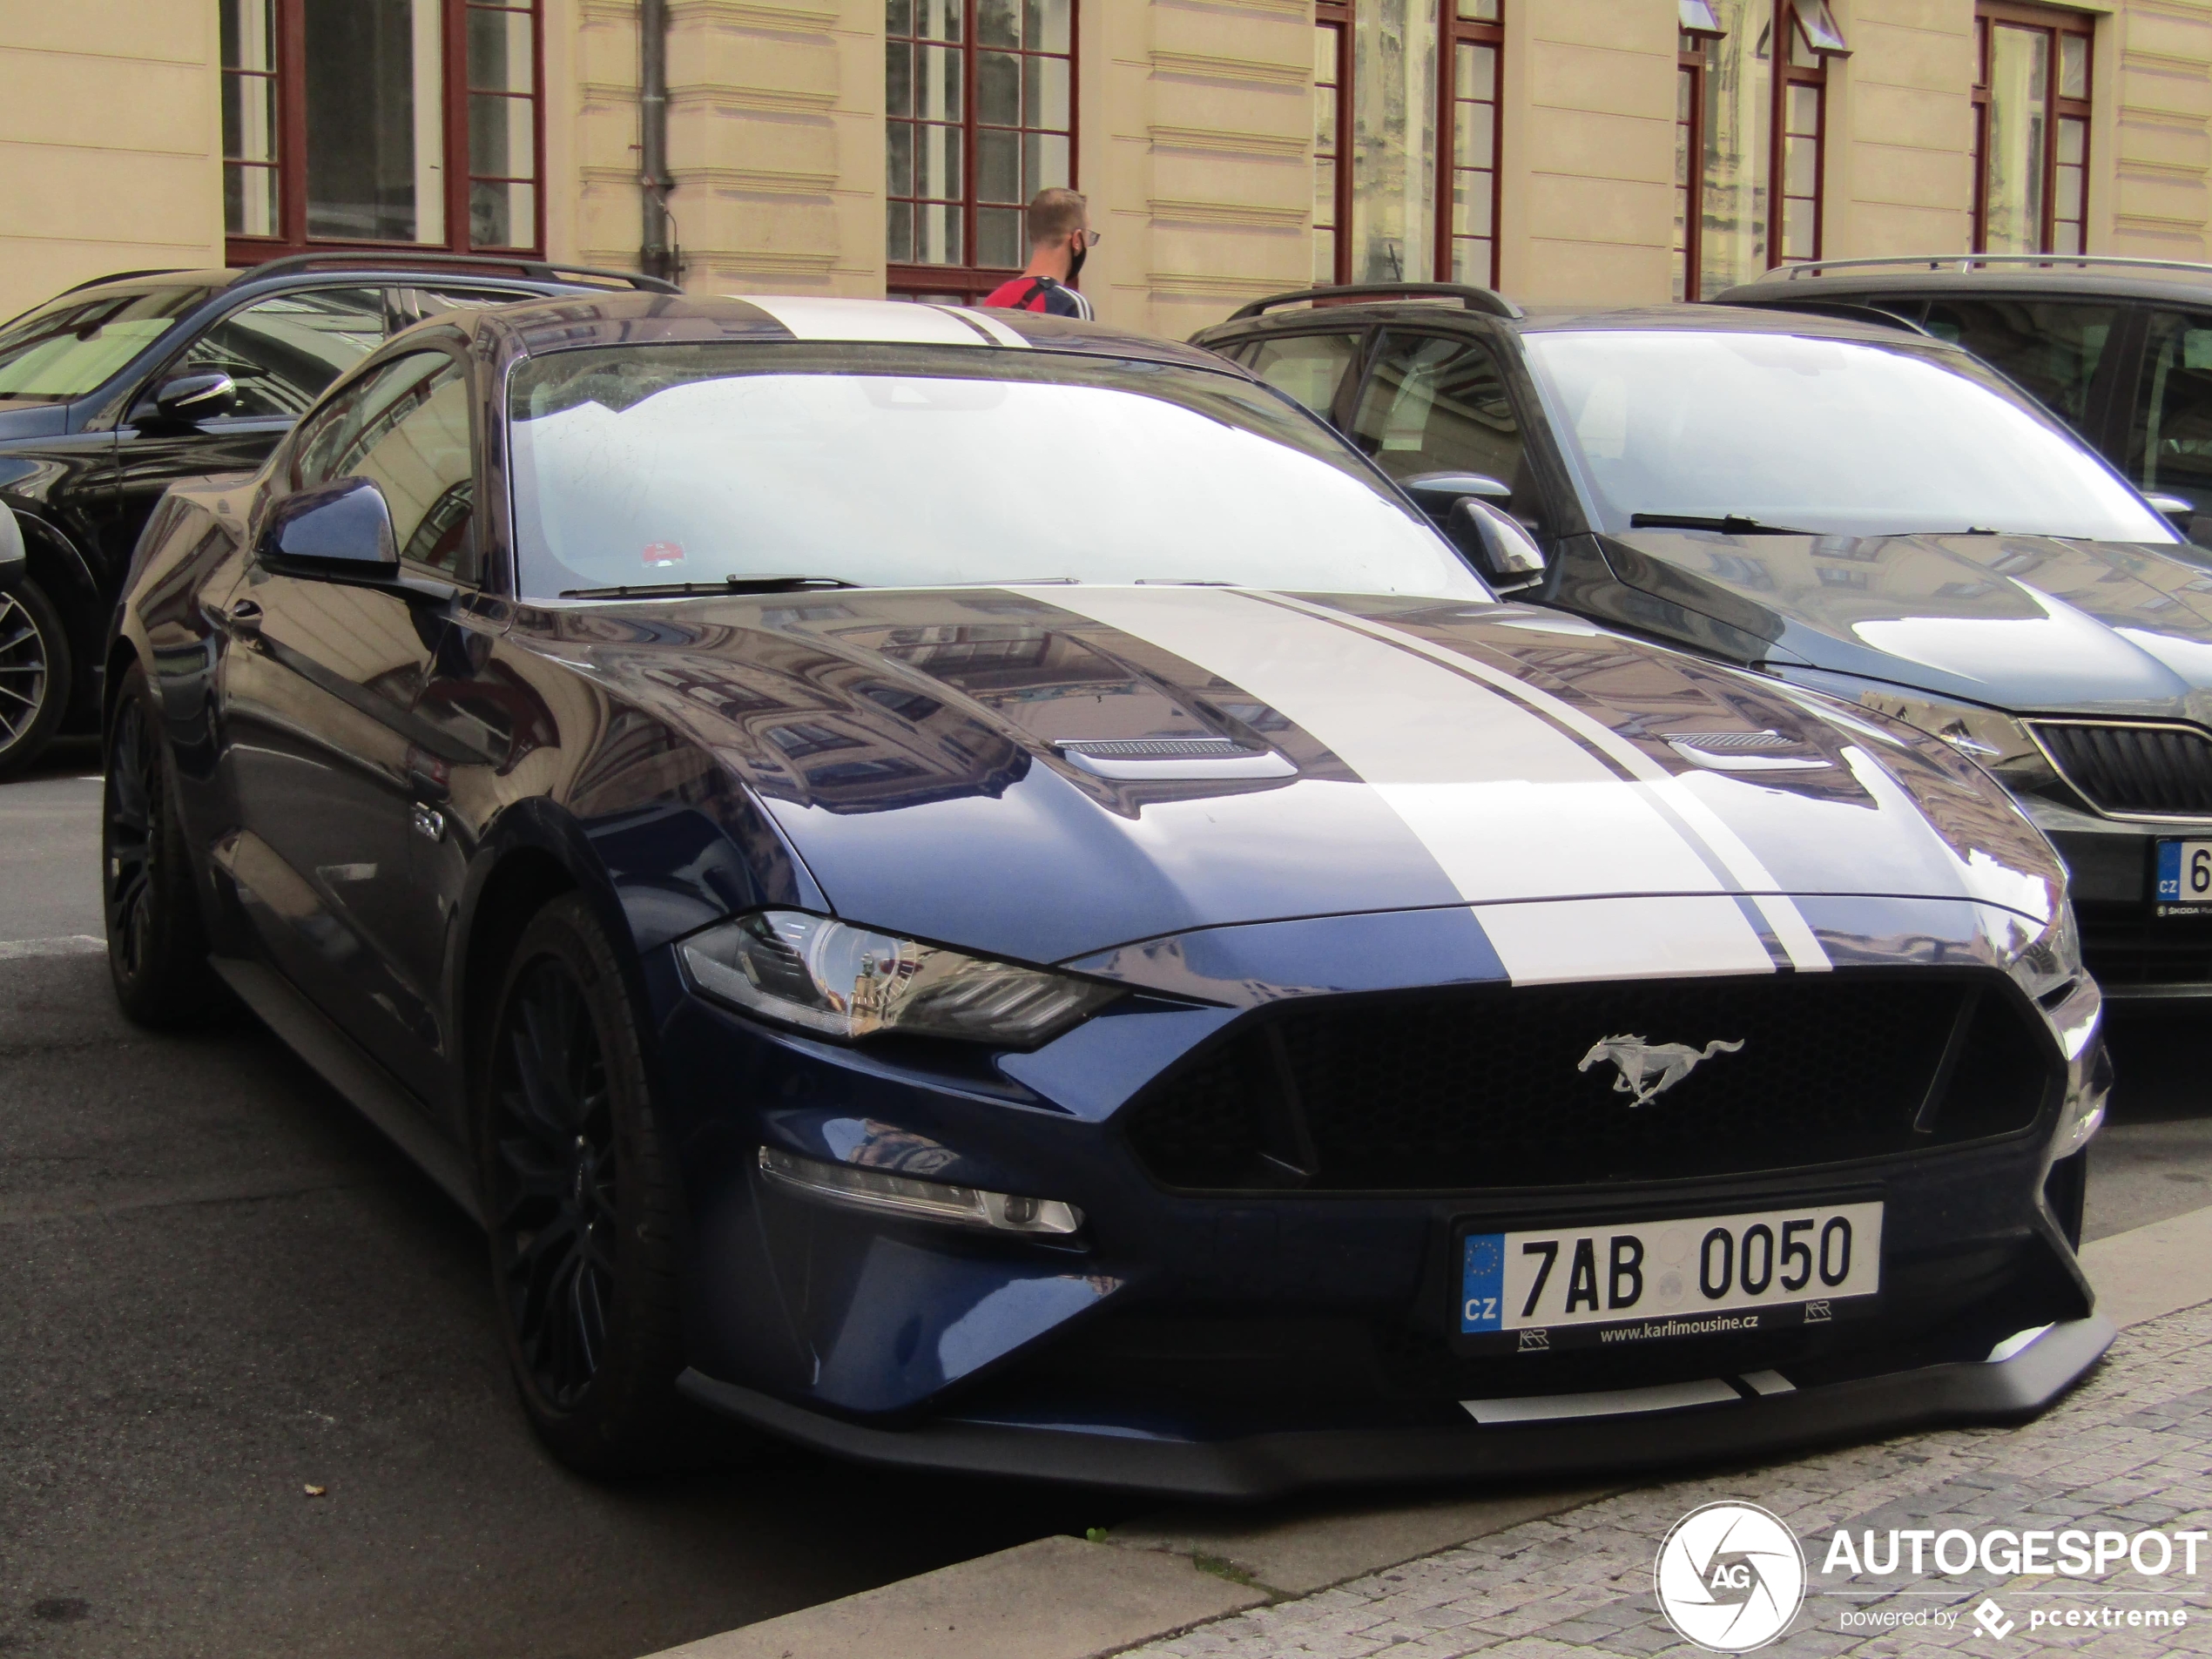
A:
638 1203 2212 1659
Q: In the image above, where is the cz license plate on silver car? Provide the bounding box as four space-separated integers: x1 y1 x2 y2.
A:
1460 1202 1882 1351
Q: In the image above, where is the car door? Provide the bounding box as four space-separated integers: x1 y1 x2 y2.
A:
1344 328 1534 513
214 344 482 1103
104 286 394 570
2121 307 2212 544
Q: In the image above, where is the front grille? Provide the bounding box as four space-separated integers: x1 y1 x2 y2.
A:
2076 900 2212 988
2033 721 2212 818
1125 973 2052 1192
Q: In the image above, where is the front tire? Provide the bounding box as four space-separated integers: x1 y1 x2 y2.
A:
0 577 71 777
480 894 691 1474
104 661 219 1027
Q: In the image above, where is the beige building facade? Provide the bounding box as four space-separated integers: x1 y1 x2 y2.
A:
3 0 2210 334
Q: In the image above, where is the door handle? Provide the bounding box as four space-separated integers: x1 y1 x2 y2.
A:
410 804 447 843
226 597 263 631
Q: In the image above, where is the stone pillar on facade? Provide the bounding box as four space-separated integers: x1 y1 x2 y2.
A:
1503 0 1676 306
1103 0 1314 338
2112 0 2212 259
1831 0 1974 257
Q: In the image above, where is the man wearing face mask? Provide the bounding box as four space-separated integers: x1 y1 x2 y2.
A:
981 188 1098 320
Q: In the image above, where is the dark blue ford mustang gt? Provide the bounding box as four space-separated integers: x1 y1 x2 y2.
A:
105 293 2113 1495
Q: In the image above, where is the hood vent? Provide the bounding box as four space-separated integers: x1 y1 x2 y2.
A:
1662 730 1831 772
1054 736 1296 781
2031 720 2212 819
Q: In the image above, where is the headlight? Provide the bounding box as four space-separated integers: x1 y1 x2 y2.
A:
1779 670 2054 786
678 909 1120 1045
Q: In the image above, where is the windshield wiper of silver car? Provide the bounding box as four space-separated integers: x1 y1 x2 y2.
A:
1629 512 1814 536
558 575 859 599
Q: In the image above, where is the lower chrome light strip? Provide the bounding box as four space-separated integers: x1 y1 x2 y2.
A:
1460 1379 1742 1424
756 1145 1083 1235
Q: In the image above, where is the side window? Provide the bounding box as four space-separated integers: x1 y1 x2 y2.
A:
1349 331 1524 489
2128 311 2212 519
1919 299 2118 431
1235 332 1363 421
165 287 388 419
287 352 479 585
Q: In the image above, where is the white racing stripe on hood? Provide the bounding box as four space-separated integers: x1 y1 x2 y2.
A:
1254 591 1834 974
1044 586 1777 982
738 296 989 346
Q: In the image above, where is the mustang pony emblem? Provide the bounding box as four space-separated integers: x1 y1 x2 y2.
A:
1577 1035 1744 1106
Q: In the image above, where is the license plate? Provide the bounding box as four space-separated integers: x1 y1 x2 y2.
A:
1460 1201 1882 1341
2155 840 2212 913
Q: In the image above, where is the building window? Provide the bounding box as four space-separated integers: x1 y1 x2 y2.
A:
220 0 544 263
886 0 1076 303
1437 0 1503 287
1673 0 1844 300
1325 1 1504 291
1315 3 1352 284
1973 3 2092 255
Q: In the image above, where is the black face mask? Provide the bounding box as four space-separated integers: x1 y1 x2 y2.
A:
1067 236 1088 280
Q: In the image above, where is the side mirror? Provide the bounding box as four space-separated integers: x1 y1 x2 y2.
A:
2145 491 2195 526
150 373 238 425
1402 470 1514 515
1447 496 1548 589
259 477 399 583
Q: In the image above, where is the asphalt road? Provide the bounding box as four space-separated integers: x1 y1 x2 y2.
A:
2 740 2208 1657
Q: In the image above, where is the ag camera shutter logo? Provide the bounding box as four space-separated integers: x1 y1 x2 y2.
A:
1655 1501 1807 1651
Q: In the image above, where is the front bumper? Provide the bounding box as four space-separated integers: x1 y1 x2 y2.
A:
678 1316 2114 1498
647 894 2106 1494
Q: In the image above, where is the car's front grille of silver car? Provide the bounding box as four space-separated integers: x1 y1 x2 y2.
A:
2032 720 2212 819
1123 972 2054 1193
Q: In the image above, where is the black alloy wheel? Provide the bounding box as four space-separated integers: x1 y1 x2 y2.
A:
482 894 693 1473
103 661 218 1026
0 579 70 776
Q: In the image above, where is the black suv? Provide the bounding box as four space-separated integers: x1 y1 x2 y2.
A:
0 254 678 772
1193 282 2212 1002
1716 254 2212 545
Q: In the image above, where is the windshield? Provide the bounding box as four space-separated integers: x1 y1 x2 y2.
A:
1524 329 2177 543
506 344 1487 601
0 285 214 401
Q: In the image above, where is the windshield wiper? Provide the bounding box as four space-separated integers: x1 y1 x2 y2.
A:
558 575 859 599
1629 512 1814 536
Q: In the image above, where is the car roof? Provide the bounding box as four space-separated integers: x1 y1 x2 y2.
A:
478 292 1231 370
1196 296 1956 351
1714 255 2212 307
46 257 669 310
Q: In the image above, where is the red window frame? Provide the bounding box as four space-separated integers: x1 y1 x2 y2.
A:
886 0 1080 304
1315 1 1352 287
1433 0 1504 289
1972 1 2094 254
222 0 547 266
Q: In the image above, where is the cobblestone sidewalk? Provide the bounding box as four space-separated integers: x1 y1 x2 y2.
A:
1123 1305 2212 1657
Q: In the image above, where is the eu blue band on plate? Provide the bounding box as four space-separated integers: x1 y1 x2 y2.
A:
2158 841 2182 901
1462 1232 1505 1332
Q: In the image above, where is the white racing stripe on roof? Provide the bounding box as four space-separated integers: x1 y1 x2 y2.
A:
941 306 1030 347
738 296 988 346
1044 586 1775 984
1256 592 1833 974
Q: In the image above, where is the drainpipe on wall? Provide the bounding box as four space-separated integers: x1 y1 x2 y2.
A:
639 0 679 283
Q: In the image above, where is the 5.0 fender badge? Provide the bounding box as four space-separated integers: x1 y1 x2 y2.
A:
1578 1035 1744 1106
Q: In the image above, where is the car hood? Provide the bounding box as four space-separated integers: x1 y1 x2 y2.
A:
1602 529 2212 722
532 585 2064 973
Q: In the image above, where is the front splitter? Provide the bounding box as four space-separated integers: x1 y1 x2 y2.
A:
678 1314 2114 1499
